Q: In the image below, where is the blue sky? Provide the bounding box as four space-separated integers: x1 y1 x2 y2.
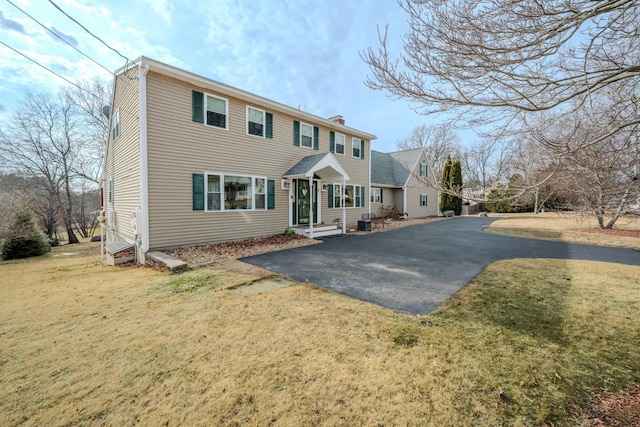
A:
0 0 465 152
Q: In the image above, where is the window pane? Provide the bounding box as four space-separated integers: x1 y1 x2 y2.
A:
255 194 266 209
248 108 264 124
207 175 221 210
248 122 263 136
255 178 265 194
336 134 345 154
301 123 313 147
224 175 252 210
352 140 360 157
208 193 221 210
207 111 226 128
207 96 226 114
344 185 354 208
334 184 341 208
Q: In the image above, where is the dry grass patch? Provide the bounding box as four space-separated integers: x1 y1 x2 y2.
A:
486 212 640 249
1 246 639 426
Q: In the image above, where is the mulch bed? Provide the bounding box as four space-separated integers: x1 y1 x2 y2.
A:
162 233 320 267
577 229 640 238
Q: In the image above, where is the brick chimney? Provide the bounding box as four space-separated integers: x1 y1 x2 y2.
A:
328 115 345 125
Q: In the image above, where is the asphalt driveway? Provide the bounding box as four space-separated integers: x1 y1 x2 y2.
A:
241 217 640 315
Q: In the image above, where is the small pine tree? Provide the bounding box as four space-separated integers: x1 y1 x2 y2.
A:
451 159 463 215
0 201 50 260
439 155 453 213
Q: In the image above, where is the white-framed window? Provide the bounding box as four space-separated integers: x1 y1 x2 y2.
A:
247 106 265 137
335 133 345 155
333 184 343 208
420 194 428 207
333 184 363 208
300 122 313 148
352 138 362 158
205 94 228 129
205 173 267 211
111 109 120 141
371 188 382 203
420 162 428 177
108 178 113 204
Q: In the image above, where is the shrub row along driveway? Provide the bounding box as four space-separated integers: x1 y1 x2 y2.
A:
242 217 640 315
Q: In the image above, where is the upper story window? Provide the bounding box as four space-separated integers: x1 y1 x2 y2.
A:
111 109 120 141
206 94 228 129
420 162 428 177
300 122 313 148
247 106 265 137
335 133 345 155
352 138 362 158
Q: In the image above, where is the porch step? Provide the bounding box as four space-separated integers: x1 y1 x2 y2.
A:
292 224 343 238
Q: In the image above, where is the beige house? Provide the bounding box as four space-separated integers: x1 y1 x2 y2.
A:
370 149 440 218
102 57 376 263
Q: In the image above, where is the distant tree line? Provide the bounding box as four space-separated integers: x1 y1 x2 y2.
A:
0 78 111 244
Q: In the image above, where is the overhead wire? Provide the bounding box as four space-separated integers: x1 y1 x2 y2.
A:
4 0 113 75
47 0 130 63
0 39 90 93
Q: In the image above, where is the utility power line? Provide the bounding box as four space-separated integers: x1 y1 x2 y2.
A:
47 0 130 62
0 40 88 93
4 0 113 75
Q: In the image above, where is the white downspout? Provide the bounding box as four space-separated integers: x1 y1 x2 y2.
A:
342 178 346 234
403 186 407 217
139 63 150 260
308 175 314 239
368 140 371 215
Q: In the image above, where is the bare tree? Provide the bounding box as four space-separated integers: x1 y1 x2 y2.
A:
0 90 98 244
533 103 639 228
64 78 111 184
362 1 640 144
396 123 460 186
461 137 514 199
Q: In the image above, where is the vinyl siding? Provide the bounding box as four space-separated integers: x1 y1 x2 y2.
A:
404 151 439 218
145 72 369 249
104 68 141 245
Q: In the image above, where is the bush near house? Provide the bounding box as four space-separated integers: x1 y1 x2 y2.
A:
0 201 50 260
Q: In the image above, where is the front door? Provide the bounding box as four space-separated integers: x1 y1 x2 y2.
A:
295 179 317 225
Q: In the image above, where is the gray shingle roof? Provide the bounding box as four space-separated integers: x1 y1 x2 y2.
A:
283 153 329 176
371 150 411 187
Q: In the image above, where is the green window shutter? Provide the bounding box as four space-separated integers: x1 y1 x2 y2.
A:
313 126 319 150
267 179 275 209
328 184 334 208
380 188 383 204
360 140 365 160
192 91 204 123
192 173 204 210
265 112 273 138
330 131 335 153
293 121 300 146
360 186 365 207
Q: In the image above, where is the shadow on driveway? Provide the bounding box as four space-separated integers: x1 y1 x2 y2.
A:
241 217 640 315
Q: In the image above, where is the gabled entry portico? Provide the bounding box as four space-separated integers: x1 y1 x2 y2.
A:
283 153 350 238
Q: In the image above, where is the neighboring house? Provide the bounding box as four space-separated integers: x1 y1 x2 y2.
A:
370 149 439 218
102 56 376 263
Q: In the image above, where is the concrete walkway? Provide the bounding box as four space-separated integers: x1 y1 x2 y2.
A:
242 217 640 315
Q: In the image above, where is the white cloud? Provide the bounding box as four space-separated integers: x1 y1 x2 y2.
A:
144 0 174 26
